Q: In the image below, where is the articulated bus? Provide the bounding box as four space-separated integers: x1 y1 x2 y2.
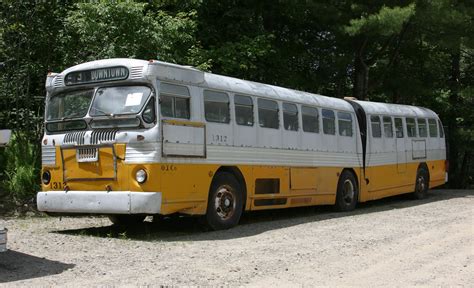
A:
37 58 447 230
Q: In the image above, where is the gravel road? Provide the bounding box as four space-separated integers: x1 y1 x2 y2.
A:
1 189 473 287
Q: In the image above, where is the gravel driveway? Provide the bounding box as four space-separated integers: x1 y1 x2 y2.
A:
1 189 473 286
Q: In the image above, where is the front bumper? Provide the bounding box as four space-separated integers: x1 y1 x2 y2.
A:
37 191 161 214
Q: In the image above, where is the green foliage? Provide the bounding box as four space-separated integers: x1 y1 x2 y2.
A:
345 4 416 36
3 133 40 202
63 2 204 66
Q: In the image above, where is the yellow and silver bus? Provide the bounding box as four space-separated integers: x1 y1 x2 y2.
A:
37 58 447 229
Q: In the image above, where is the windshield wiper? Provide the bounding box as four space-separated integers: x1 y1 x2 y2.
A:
90 106 114 117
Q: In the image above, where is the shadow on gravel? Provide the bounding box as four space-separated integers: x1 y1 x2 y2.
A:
0 250 74 283
53 189 472 242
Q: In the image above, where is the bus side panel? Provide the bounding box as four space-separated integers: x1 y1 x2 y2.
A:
158 163 217 215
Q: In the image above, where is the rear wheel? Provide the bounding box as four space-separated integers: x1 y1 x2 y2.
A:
108 215 146 226
335 170 358 212
205 172 243 230
413 166 429 199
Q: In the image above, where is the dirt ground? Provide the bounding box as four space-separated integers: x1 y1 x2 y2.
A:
0 189 473 287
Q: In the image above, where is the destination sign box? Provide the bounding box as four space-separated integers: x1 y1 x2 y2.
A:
65 66 129 86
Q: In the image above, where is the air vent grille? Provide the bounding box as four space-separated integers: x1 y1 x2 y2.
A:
130 66 144 79
91 129 117 144
53 75 64 87
63 131 86 145
76 147 98 162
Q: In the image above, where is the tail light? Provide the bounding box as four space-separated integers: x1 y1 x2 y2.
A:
445 160 449 172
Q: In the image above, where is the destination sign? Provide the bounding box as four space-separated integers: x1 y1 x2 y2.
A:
65 66 129 86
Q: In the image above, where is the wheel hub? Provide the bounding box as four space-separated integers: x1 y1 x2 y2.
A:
215 186 236 220
343 179 354 205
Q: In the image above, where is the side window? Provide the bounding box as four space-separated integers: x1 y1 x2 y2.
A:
302 106 319 133
283 103 299 131
322 109 335 135
406 118 417 137
370 115 382 138
395 117 404 138
204 90 230 123
234 95 254 126
383 116 393 138
438 119 445 138
337 112 353 137
258 98 279 129
418 118 427 137
160 83 190 119
428 119 438 137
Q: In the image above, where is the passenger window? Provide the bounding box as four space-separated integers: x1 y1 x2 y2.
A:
395 118 404 138
322 109 335 135
204 90 230 123
383 116 393 138
428 119 438 137
370 116 382 138
438 119 444 137
418 118 427 137
406 118 417 137
235 95 254 126
302 106 319 133
258 98 279 129
337 112 352 137
283 103 299 131
160 83 190 119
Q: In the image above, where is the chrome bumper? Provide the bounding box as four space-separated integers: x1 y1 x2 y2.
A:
37 191 161 214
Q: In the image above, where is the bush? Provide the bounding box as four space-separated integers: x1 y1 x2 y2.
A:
2 133 40 203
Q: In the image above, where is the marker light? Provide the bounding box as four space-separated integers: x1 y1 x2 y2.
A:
136 169 147 184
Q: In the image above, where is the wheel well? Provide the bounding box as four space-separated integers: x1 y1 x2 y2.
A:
341 168 359 200
418 162 430 183
214 166 248 210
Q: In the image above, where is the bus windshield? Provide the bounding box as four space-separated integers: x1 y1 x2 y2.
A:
89 86 151 116
46 89 94 121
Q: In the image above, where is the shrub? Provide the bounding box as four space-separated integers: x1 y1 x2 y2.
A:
3 133 40 203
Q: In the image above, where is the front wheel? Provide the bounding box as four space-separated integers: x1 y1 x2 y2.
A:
335 170 358 212
205 173 243 230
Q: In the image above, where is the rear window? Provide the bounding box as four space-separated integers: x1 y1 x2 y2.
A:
428 119 438 137
406 118 416 137
418 118 427 137
371 116 381 138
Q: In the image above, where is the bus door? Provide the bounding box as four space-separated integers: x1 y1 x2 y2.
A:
394 118 407 173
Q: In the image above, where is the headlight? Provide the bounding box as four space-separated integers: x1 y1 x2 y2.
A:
136 169 147 184
42 171 51 185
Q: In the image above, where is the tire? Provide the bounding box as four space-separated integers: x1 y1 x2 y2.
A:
335 170 358 212
413 166 429 199
205 172 243 230
108 215 146 226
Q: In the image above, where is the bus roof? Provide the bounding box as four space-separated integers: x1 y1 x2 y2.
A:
353 100 439 119
56 58 438 117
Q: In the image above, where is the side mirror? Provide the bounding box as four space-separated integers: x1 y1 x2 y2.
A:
0 130 12 147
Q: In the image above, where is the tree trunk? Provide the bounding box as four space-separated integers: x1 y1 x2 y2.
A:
353 37 369 100
447 45 461 187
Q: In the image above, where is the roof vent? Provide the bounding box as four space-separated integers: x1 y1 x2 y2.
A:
129 66 144 79
53 75 64 87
